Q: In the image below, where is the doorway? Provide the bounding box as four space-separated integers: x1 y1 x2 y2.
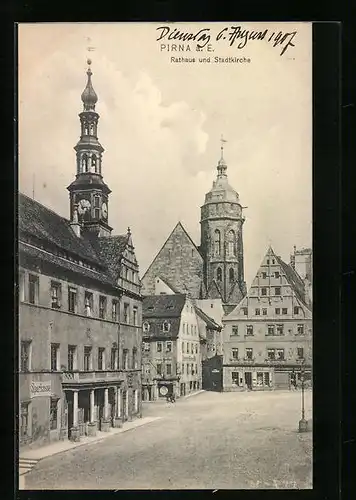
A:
244 372 252 390
66 391 73 439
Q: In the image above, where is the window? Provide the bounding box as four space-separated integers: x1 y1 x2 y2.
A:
264 373 270 385
145 364 151 375
98 347 105 370
294 306 299 315
275 308 280 315
20 340 31 372
182 342 185 353
262 308 267 316
282 308 288 315
275 271 280 278
166 341 172 352
277 348 285 360
157 362 162 375
272 259 275 264
51 343 60 371
123 349 129 370
255 308 260 316
257 372 264 386
143 342 150 352
133 307 138 326
262 272 267 279
267 324 275 336
123 303 129 323
245 348 253 360
232 348 239 359
20 402 29 438
28 274 39 304
143 322 150 332
297 324 304 335
68 287 77 313
246 325 254 336
297 347 304 359
112 300 118 322
214 229 221 256
232 325 239 335
183 323 186 334
276 324 284 336
275 287 281 296
68 345 77 371
84 346 92 371
267 348 275 360
227 230 235 256
267 259 270 264
261 287 267 296
99 296 107 319
162 321 170 332
51 282 61 309
232 372 239 385
110 348 118 370
132 348 138 369
166 363 172 375
190 325 193 335
84 291 93 317
157 342 162 353
242 307 248 315
19 271 25 302
50 398 58 430
217 267 222 281
195 344 198 354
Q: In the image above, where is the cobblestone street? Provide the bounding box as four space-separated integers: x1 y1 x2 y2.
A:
23 390 312 490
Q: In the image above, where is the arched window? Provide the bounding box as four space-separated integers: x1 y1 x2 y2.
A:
91 155 97 172
229 267 235 282
84 124 89 135
227 230 235 256
89 123 95 135
143 322 150 333
217 267 222 281
81 154 88 173
214 229 221 256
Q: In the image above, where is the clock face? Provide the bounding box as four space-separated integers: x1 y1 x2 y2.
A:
77 198 91 215
101 202 108 219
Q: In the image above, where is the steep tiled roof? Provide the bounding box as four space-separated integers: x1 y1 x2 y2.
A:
19 193 100 264
194 306 221 331
93 235 128 280
143 294 186 318
19 241 115 285
275 255 308 308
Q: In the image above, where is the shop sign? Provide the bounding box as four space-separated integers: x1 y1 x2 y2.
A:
159 386 168 396
30 381 52 398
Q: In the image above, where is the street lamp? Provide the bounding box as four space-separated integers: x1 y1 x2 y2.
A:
298 358 308 433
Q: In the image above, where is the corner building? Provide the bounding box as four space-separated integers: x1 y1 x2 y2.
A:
19 61 142 450
222 246 312 391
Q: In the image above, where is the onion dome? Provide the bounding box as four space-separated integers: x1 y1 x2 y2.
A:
81 59 98 111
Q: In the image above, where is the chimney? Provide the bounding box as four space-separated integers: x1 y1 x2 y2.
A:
70 206 81 237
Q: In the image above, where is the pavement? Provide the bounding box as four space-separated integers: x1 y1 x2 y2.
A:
21 389 312 490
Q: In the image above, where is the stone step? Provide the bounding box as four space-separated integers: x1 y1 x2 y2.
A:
19 458 39 466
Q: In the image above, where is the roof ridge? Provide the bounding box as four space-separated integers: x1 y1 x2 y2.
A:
19 192 70 223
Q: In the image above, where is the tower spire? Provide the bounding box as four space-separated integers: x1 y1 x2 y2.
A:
81 58 98 111
217 134 228 177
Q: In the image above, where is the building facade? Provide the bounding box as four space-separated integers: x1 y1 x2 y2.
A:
142 294 204 400
222 246 312 391
19 61 142 450
141 140 246 311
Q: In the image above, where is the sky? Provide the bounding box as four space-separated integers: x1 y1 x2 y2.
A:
18 22 312 287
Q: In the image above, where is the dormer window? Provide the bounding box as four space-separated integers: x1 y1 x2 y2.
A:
162 321 170 333
143 322 150 332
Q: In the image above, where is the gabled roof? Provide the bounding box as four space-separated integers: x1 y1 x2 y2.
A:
156 276 181 294
275 254 308 308
194 306 221 331
19 193 100 265
141 221 203 281
92 235 129 281
143 294 186 318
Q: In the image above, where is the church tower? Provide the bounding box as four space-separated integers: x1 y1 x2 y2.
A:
67 59 112 237
200 138 247 306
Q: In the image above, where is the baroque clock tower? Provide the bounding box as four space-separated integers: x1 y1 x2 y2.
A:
200 138 247 306
67 59 112 237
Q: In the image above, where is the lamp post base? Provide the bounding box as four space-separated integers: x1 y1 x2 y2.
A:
298 418 308 433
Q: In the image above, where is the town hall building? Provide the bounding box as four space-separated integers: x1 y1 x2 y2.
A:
19 60 143 450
